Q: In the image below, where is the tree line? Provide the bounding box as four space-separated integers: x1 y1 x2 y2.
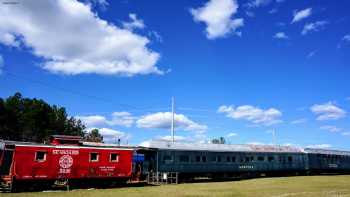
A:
0 92 102 143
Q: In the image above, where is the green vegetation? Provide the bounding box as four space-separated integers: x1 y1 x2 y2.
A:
2 175 350 197
0 92 87 143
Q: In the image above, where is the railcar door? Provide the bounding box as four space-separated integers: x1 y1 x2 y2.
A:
0 144 14 176
132 152 145 180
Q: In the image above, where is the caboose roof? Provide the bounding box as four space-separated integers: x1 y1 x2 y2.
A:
0 139 135 150
139 140 304 153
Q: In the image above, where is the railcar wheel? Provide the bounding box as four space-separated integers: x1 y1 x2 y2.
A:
9 178 18 193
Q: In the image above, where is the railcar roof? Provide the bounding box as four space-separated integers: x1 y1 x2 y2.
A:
304 148 350 156
139 140 305 153
0 140 136 150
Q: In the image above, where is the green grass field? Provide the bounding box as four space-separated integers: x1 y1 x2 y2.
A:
1 175 350 197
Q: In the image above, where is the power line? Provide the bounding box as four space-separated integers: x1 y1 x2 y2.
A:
2 69 166 111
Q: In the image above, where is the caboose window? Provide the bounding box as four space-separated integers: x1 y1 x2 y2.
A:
35 151 46 161
288 156 293 162
196 156 201 162
202 156 207 162
110 153 119 162
268 156 274 162
90 152 99 162
258 156 264 161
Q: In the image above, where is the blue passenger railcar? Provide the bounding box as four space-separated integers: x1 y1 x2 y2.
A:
139 141 308 179
305 148 350 173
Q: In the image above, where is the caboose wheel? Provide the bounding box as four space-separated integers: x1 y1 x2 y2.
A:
9 178 18 193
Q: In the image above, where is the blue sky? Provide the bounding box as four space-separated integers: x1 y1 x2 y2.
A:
0 0 350 149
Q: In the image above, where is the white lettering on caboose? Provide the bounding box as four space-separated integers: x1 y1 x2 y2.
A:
52 149 79 155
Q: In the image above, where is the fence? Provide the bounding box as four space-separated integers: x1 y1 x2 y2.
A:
146 172 179 185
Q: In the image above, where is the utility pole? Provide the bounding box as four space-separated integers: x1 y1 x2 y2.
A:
171 97 175 143
272 129 277 145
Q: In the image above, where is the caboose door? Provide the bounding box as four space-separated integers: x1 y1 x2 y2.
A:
0 148 14 176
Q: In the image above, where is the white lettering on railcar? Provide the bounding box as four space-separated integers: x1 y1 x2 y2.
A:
59 168 71 174
329 164 338 168
52 149 79 155
239 165 254 169
99 166 116 172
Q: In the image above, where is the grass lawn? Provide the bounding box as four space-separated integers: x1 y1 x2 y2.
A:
1 175 350 197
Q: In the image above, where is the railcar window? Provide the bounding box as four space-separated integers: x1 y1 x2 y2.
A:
245 157 250 162
288 156 293 162
90 153 99 162
179 155 189 162
217 156 222 162
110 153 119 162
231 156 236 162
202 156 207 162
163 155 172 161
251 156 254 161
226 156 231 162
196 156 201 162
258 156 264 161
268 156 274 162
35 151 46 161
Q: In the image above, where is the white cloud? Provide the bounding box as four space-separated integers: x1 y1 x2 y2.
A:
110 112 135 127
306 144 332 149
269 9 278 14
342 34 350 42
341 132 350 136
274 32 288 39
76 111 135 128
156 135 188 142
77 115 108 127
307 50 317 58
227 132 238 137
276 22 286 27
247 141 265 145
190 0 244 39
86 127 129 143
291 8 312 24
290 118 307 124
0 0 163 76
320 125 342 133
218 105 282 126
246 11 255 18
310 102 346 121
136 112 207 133
122 13 145 31
85 0 109 10
302 21 328 35
246 0 273 8
0 32 20 47
148 31 163 43
0 55 3 74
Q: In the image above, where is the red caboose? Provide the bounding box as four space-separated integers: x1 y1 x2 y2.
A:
0 135 134 191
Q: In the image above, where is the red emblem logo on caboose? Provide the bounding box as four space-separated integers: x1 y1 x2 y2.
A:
59 155 73 169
